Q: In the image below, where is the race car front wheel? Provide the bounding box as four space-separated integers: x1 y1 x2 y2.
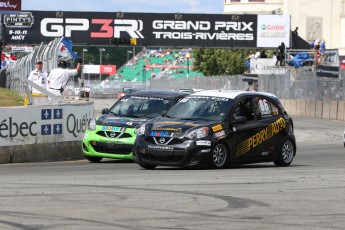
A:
274 139 295 167
85 155 103 163
210 143 229 169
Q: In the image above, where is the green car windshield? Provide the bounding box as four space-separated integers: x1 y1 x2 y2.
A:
165 96 234 121
110 96 172 118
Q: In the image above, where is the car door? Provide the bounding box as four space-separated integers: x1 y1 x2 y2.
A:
253 96 285 159
230 96 263 161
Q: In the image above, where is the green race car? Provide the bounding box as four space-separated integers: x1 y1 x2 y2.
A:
82 90 188 162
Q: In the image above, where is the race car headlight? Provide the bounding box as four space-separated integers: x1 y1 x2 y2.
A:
185 127 209 140
88 118 96 131
135 124 146 136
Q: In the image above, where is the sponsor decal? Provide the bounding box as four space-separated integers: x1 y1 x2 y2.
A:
154 121 199 127
212 124 223 132
150 131 173 137
214 130 225 139
235 117 286 158
101 126 124 132
148 145 173 150
155 127 182 132
196 140 211 146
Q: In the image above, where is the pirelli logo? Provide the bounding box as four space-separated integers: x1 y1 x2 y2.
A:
235 117 287 158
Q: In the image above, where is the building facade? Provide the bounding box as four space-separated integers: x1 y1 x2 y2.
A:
224 0 345 55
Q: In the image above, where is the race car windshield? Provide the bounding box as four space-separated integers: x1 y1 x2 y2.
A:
165 96 234 121
110 96 171 118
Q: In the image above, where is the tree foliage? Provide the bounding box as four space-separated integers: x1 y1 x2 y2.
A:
193 48 254 76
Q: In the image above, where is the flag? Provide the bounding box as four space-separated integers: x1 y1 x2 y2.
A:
57 38 80 59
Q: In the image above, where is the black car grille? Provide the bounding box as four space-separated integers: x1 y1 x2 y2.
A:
96 131 132 139
145 137 184 145
90 142 132 155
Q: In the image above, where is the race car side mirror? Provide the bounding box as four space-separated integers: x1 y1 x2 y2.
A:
233 116 247 124
102 108 109 115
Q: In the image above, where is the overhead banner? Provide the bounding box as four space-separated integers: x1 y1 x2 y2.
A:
1 11 290 48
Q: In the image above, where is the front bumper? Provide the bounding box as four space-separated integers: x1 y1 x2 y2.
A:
82 127 136 160
133 136 214 168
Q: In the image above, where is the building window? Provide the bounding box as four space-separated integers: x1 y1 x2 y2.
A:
231 0 241 2
248 0 265 2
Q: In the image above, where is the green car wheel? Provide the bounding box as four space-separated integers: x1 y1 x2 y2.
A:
85 155 103 163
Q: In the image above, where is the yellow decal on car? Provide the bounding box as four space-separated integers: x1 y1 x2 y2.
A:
235 117 286 158
212 124 223 132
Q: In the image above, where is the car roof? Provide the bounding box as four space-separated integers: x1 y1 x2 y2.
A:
128 90 189 98
191 90 278 99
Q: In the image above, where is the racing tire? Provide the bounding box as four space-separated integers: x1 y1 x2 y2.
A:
85 155 103 163
273 139 295 167
210 143 229 169
139 163 157 170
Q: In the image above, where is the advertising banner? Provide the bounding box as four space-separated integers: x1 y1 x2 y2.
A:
1 11 290 48
0 103 94 146
0 0 21 13
316 65 340 78
257 15 290 48
250 58 288 75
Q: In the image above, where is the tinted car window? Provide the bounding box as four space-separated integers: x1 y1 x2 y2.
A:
110 96 171 118
165 96 234 121
235 98 255 121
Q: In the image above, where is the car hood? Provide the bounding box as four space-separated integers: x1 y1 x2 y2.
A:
97 115 147 128
147 117 218 137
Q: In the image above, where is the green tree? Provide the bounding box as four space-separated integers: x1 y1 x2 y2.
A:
193 48 254 76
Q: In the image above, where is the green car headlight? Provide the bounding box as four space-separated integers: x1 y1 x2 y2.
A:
88 118 96 131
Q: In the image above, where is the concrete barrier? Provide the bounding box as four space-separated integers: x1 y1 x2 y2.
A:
322 101 331 119
330 101 338 120
316 101 323 118
337 101 345 121
0 101 93 164
296 100 306 116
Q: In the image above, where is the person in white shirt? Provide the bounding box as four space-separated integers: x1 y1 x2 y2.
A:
27 60 48 104
47 59 82 98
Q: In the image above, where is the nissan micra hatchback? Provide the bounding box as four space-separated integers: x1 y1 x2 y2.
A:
83 90 188 162
133 90 296 169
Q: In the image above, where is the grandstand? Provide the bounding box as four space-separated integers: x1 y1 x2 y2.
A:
109 48 203 82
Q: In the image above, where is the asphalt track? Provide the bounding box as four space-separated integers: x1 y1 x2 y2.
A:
1 100 345 229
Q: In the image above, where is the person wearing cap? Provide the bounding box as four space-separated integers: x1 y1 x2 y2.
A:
27 60 48 104
47 59 82 98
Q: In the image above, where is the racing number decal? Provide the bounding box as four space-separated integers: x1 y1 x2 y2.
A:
235 117 286 158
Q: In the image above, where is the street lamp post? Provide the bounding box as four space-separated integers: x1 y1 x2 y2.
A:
99 48 105 82
127 50 133 62
185 52 191 78
82 48 87 82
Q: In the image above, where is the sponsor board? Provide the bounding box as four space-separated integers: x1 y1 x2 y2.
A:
257 15 290 48
316 65 340 78
250 58 288 75
0 103 93 146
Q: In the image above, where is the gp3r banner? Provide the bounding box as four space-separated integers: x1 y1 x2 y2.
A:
1 11 291 48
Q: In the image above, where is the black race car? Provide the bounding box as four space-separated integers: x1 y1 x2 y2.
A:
133 90 296 169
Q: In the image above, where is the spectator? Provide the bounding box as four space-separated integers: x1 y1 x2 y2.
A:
261 50 267 58
27 60 48 104
314 39 321 65
47 59 82 98
279 42 286 66
254 49 261 59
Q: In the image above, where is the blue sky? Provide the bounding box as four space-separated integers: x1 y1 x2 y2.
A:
22 0 224 14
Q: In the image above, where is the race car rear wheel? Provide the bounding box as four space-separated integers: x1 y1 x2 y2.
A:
274 139 295 167
139 163 157 170
85 155 103 163
210 143 229 169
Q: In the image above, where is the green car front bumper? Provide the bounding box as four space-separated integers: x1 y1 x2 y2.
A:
82 125 137 160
